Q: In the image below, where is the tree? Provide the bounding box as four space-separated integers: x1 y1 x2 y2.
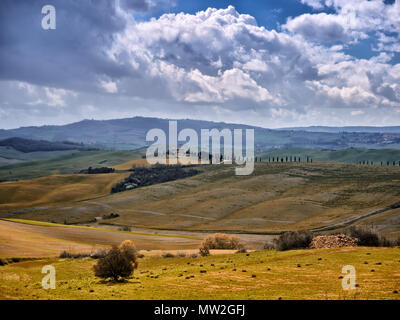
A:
93 240 138 282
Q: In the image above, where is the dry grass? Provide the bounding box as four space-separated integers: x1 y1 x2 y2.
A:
0 247 399 300
1 161 400 237
113 158 149 170
0 219 201 258
0 173 129 210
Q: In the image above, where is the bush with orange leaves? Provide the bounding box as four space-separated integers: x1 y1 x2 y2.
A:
199 233 244 256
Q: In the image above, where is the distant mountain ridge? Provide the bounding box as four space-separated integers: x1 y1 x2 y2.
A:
278 126 400 133
1 117 400 151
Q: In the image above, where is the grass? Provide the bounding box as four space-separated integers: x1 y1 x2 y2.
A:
0 247 399 300
0 146 79 163
0 150 144 181
0 173 130 209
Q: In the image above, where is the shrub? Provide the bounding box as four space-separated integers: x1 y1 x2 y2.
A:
162 252 175 258
102 213 120 220
0 257 39 266
111 165 199 193
199 247 210 257
347 226 397 247
118 240 138 266
263 242 275 250
177 252 187 258
236 248 247 254
93 240 138 281
199 233 244 254
59 251 91 259
59 250 72 258
118 226 132 232
273 231 313 251
347 226 380 246
60 249 108 259
90 248 108 259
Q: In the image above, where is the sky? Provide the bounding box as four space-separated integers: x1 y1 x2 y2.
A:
0 0 399 129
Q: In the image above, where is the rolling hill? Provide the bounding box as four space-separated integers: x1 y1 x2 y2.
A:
0 137 100 168
1 161 399 239
2 117 400 151
0 219 201 258
0 150 144 181
0 137 95 153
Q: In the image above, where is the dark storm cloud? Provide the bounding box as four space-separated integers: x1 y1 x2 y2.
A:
0 0 134 92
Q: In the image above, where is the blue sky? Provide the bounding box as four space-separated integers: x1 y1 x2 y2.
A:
156 0 316 28
0 0 399 129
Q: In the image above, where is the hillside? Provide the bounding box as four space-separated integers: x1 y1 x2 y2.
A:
0 173 130 210
0 137 95 153
1 161 399 238
0 219 201 258
2 117 400 150
0 147 80 167
260 148 400 164
0 137 101 167
0 150 144 181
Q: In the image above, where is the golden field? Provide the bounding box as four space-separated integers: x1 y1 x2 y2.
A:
1 161 399 239
0 246 399 300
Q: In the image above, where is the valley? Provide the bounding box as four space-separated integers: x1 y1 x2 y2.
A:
1 158 400 243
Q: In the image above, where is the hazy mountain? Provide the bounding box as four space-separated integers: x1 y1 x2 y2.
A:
278 126 400 134
1 117 400 151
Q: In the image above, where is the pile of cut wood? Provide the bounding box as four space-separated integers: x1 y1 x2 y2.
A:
309 234 358 249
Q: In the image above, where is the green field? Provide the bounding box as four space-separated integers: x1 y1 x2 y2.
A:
0 146 81 166
0 150 144 181
259 148 400 164
1 247 399 300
